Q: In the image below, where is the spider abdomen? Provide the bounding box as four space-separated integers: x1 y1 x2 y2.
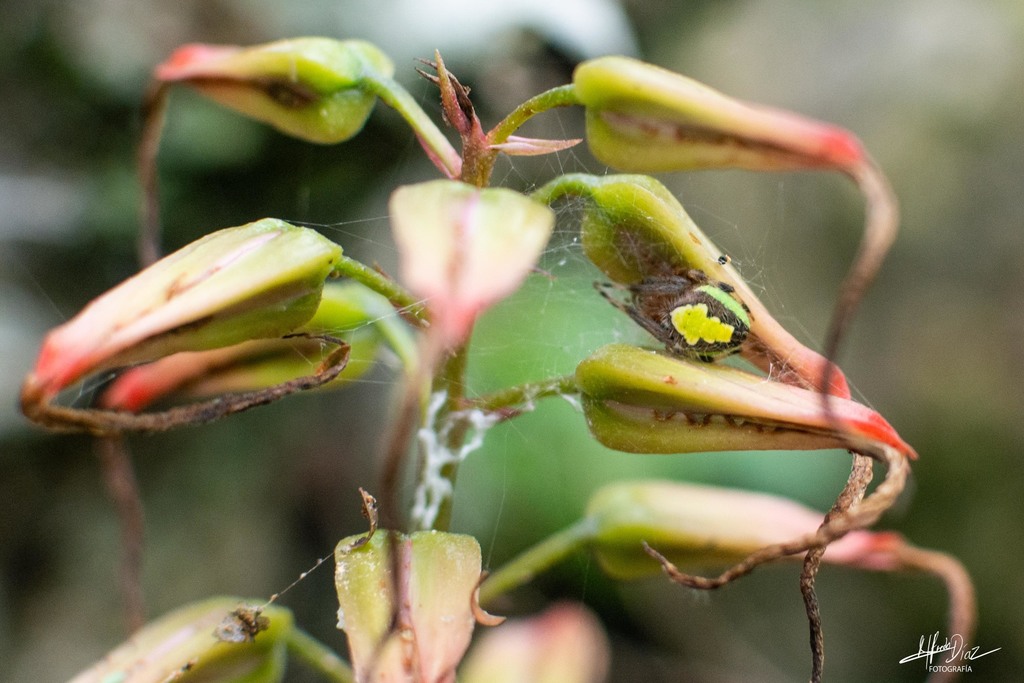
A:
623 274 751 361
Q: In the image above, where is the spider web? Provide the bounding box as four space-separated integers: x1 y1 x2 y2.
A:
285 118 853 583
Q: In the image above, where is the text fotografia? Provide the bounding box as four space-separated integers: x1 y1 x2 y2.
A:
899 632 1000 673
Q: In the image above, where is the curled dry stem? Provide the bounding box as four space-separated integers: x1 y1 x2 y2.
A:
825 159 899 379
801 453 874 683
819 158 899 425
20 335 349 436
801 158 898 680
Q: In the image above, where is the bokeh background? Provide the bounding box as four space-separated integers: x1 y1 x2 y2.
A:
2 1 1023 681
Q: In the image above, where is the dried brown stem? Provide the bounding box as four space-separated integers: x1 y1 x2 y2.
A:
94 436 146 633
137 82 170 267
820 159 899 429
801 453 875 683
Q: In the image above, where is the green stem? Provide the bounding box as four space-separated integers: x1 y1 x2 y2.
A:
285 627 354 683
478 519 596 606
373 309 421 378
331 255 427 327
466 374 579 414
528 173 598 206
431 343 471 532
427 374 579 532
488 84 581 145
362 73 462 178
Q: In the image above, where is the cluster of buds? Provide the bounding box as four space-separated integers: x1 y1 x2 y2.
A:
21 36 972 683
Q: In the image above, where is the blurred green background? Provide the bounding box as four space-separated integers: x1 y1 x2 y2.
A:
2 1 1022 681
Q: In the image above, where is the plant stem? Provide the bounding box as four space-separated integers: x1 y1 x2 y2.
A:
478 519 596 606
137 82 170 266
427 373 579 531
466 374 579 414
820 158 898 401
362 73 462 178
285 627 355 683
896 545 977 666
95 436 146 633
430 343 471 532
528 173 596 206
330 255 427 327
488 84 580 146
801 453 874 683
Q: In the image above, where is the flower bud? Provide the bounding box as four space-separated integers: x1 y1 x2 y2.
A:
573 56 863 173
98 281 411 411
540 173 848 395
24 219 342 401
155 38 393 144
576 344 915 457
460 603 609 683
334 530 486 682
390 180 555 348
585 481 907 579
69 597 291 683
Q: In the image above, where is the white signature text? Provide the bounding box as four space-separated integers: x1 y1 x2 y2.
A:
899 632 1000 671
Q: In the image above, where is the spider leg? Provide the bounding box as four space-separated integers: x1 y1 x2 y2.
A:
628 271 704 298
682 268 708 284
627 308 677 345
596 281 669 341
593 280 679 350
594 280 625 295
594 281 630 311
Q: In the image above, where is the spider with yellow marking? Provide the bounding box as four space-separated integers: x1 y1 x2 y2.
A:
597 270 751 361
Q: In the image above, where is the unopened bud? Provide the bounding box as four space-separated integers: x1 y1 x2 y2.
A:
156 37 393 144
25 219 341 400
574 56 864 173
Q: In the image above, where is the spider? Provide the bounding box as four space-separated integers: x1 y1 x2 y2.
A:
597 269 751 361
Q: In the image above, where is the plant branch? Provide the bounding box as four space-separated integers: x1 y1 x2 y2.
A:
331 255 428 327
895 546 978 683
137 81 170 266
487 84 580 146
286 627 355 683
528 173 595 207
361 72 462 178
820 158 898 407
477 519 595 607
426 343 471 532
464 374 579 416
801 453 874 683
95 436 147 633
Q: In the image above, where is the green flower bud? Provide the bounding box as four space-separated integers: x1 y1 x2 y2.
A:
335 530 486 682
535 173 850 395
98 281 414 411
69 597 291 683
155 38 394 144
576 344 915 457
24 219 342 400
574 56 864 173
585 481 906 579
